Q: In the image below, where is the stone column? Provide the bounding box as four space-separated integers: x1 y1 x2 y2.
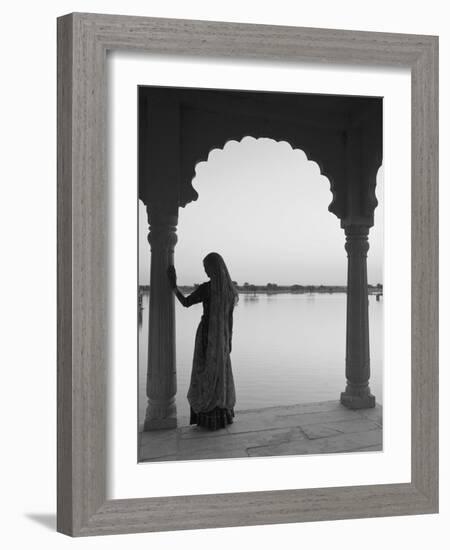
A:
340 225 376 409
143 209 178 430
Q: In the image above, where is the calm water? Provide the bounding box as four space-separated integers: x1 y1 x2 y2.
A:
138 292 383 425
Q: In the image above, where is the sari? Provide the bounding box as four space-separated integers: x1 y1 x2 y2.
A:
179 253 238 430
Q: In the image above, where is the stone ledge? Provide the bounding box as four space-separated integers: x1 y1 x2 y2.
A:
139 400 383 462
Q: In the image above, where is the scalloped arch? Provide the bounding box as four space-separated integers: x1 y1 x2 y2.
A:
180 135 342 219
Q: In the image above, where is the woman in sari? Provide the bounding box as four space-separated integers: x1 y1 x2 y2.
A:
167 252 238 430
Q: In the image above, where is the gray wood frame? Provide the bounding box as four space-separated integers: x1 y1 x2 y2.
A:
57 12 438 536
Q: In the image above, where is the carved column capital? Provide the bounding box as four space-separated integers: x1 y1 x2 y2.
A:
344 225 370 257
146 205 178 252
148 223 178 251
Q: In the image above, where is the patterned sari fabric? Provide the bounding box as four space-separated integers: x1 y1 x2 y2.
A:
182 253 238 430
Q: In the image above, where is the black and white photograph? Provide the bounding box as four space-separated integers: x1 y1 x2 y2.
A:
138 85 383 462
2 0 443 544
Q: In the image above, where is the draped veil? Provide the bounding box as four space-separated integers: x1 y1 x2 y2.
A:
187 252 238 413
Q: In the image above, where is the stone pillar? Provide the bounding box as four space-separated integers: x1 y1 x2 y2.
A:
143 209 178 430
340 225 376 409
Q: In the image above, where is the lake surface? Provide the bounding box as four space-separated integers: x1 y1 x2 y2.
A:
138 292 383 426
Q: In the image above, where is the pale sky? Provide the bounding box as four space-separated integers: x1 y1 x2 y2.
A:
139 137 383 286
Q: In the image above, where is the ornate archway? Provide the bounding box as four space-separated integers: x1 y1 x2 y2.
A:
139 85 382 430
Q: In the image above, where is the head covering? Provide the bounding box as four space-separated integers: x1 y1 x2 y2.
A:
203 252 239 308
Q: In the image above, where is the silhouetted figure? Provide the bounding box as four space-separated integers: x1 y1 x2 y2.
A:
167 253 238 430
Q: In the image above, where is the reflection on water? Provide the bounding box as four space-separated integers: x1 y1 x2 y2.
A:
139 292 383 425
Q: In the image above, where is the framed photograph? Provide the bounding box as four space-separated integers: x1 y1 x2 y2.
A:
57 13 438 536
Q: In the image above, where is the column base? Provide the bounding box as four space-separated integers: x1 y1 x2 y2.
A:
340 386 376 410
143 416 177 431
143 398 177 431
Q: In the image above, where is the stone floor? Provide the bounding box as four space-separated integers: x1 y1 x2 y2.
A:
139 400 382 462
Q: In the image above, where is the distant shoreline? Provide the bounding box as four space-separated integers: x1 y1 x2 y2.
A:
139 284 383 295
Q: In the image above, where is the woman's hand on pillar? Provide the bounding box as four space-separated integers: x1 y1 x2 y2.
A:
167 265 177 290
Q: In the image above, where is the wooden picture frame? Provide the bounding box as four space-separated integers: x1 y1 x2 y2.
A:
57 12 438 536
